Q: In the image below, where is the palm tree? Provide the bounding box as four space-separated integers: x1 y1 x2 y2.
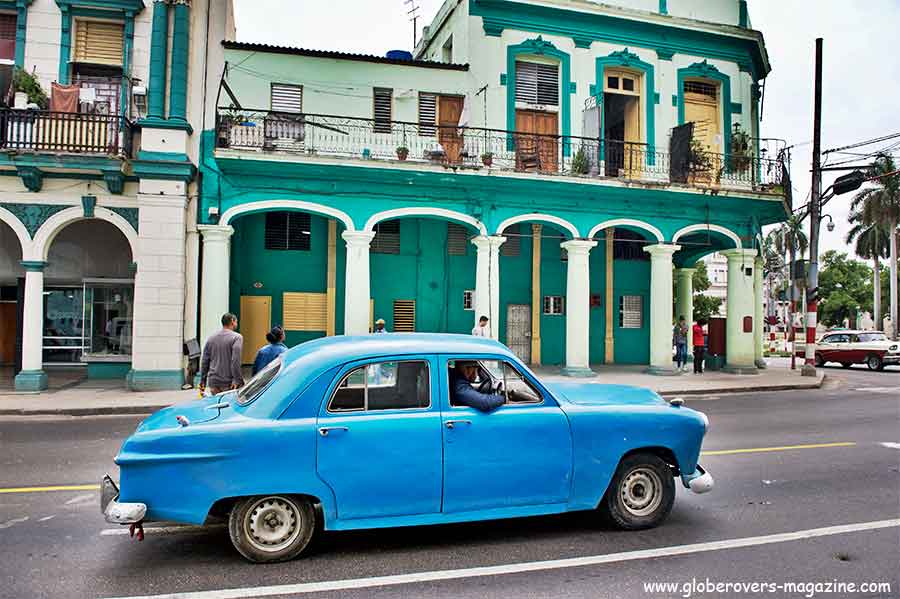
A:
850 154 900 338
762 230 785 326
845 210 890 327
772 215 809 365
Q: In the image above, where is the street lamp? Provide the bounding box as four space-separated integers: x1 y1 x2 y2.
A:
822 214 835 232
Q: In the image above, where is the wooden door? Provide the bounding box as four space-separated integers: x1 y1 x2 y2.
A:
515 110 558 173
684 93 719 153
438 95 464 164
623 96 641 178
0 303 15 365
239 296 271 365
506 304 532 364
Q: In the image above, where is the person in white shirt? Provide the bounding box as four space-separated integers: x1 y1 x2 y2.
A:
472 315 489 337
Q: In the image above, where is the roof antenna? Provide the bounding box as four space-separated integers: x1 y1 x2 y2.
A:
405 0 420 49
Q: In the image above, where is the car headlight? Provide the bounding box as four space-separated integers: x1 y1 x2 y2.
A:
699 411 709 431
889 345 898 353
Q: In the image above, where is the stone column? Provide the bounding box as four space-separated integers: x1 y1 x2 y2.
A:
561 239 597 376
15 261 48 392
343 230 376 335
722 248 759 374
644 243 680 375
472 235 506 340
753 255 766 369
675 267 695 359
168 0 191 123
198 225 234 346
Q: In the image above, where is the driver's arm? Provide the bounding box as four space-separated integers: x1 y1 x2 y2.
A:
451 376 505 412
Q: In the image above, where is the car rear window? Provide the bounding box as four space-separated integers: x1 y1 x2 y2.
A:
236 357 281 406
858 333 887 342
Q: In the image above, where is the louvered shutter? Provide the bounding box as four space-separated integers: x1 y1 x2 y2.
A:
515 61 558 106
0 13 15 60
619 295 643 329
418 92 437 136
73 20 124 66
393 300 416 332
264 212 311 251
373 87 393 133
446 223 468 255
283 292 327 331
500 224 520 257
371 221 400 254
271 83 302 113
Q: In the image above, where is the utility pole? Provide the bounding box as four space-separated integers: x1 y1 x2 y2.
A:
802 37 823 377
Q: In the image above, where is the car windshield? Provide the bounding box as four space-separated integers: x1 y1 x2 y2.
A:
236 356 282 406
857 333 887 342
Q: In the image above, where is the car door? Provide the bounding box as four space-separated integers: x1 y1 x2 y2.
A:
440 356 573 513
316 356 442 520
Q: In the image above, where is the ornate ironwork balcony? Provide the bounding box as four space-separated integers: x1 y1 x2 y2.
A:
215 108 787 195
0 109 132 157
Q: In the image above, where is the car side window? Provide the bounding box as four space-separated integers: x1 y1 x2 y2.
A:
500 362 543 404
328 361 430 412
848 335 859 343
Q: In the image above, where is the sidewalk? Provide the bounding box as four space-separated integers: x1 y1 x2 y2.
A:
0 359 824 417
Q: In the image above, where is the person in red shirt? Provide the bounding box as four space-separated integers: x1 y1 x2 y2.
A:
692 320 706 374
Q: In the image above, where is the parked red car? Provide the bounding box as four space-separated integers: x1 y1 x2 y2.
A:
796 330 900 370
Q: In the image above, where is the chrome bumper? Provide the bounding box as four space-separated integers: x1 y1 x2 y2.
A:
883 354 900 364
681 465 714 494
101 474 146 524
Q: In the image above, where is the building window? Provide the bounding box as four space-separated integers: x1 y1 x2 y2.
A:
619 295 643 329
73 19 124 66
373 87 393 133
418 92 437 136
264 211 311 251
393 299 416 332
515 61 559 106
604 68 640 96
371 220 400 254
0 13 16 61
270 83 303 113
613 229 650 261
447 223 468 255
463 290 474 311
500 224 521 257
282 292 327 332
543 295 565 315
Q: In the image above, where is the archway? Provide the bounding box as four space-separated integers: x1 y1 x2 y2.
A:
0 219 24 386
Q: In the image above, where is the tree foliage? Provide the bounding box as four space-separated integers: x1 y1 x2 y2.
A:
818 250 873 326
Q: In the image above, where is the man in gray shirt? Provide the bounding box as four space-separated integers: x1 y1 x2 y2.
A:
199 313 244 395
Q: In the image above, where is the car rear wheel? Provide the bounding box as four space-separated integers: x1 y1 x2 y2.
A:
228 495 316 563
601 453 675 530
866 354 884 371
841 362 852 369
815 353 825 367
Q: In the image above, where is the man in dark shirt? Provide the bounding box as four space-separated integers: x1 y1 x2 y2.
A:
448 361 505 412
199 313 244 395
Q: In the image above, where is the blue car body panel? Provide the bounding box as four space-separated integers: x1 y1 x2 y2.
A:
114 334 708 529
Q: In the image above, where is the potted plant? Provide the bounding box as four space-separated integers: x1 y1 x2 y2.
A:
396 145 409 161
688 138 713 173
570 147 589 175
11 67 49 109
730 122 753 172
481 152 493 167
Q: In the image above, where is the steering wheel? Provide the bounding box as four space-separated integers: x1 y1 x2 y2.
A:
477 377 503 395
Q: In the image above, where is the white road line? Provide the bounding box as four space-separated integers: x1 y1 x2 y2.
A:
103 518 900 599
880 442 900 449
853 387 900 393
0 516 29 530
38 515 55 522
64 493 95 506
100 524 225 536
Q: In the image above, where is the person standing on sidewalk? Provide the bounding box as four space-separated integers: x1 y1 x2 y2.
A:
251 326 286 376
673 316 689 372
199 313 244 395
472 316 489 337
692 319 706 374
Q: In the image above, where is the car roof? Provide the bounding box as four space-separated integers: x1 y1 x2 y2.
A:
281 333 517 368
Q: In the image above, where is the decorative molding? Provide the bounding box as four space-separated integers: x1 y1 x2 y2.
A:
0 203 69 237
20 260 47 272
655 48 675 61
103 171 126 194
81 194 96 218
658 0 667 15
573 36 592 49
730 102 742 114
499 73 507 85
108 207 139 232
16 166 43 192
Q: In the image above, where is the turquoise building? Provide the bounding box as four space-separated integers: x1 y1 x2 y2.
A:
197 0 790 375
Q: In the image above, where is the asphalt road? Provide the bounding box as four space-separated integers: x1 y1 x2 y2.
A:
1 366 898 599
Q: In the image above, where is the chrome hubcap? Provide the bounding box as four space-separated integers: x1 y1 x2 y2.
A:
244 496 301 552
620 468 663 517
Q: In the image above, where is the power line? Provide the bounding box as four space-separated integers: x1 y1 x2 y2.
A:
823 131 900 155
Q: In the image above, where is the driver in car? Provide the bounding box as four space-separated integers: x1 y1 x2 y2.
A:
449 360 506 412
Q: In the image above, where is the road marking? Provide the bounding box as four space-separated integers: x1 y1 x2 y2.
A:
103 519 900 599
0 516 29 530
701 442 856 456
65 493 95 505
0 484 99 494
101 524 224 537
853 387 900 393
880 442 900 450
38 515 55 522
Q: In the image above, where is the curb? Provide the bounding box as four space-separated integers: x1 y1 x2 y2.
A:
658 375 826 397
0 404 169 417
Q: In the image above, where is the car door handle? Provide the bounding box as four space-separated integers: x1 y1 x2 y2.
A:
445 420 472 429
318 426 349 437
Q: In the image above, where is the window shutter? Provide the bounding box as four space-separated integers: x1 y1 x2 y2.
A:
447 223 468 255
271 83 303 113
500 224 520 257
73 20 124 66
619 295 643 328
283 292 328 331
418 92 436 136
371 220 401 254
373 87 393 133
393 300 416 332
516 61 558 106
0 14 16 40
264 212 311 251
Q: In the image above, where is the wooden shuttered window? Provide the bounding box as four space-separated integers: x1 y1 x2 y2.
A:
73 20 124 66
373 87 393 133
283 292 327 332
371 220 400 254
446 223 468 256
500 224 520 257
0 13 15 61
264 212 311 251
271 83 303 113
418 92 437 136
515 61 559 106
393 300 416 332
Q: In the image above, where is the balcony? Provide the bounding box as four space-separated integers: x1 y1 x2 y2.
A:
0 109 133 157
215 109 788 196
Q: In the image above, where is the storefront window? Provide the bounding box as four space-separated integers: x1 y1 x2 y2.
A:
43 288 86 364
85 283 133 356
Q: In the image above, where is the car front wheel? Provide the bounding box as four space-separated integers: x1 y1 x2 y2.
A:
601 453 675 530
815 353 825 367
866 354 884 371
228 495 316 563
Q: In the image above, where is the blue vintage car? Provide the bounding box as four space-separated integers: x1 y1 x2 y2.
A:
102 334 712 563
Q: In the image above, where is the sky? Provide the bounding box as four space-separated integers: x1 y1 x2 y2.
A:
231 0 900 262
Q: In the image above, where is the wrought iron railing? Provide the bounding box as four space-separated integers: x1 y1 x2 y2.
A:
215 108 786 193
0 109 132 156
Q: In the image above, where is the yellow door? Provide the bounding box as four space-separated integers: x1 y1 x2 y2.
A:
623 96 641 177
684 93 720 153
239 296 271 365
